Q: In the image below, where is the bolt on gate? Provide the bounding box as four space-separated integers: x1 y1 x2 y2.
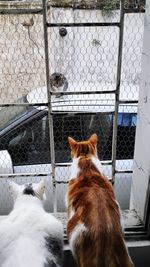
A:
0 0 144 228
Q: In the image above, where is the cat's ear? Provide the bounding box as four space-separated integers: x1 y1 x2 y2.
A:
35 180 45 200
68 137 77 151
89 133 97 146
8 180 21 200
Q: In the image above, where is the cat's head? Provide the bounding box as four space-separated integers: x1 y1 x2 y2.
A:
8 180 46 202
68 133 97 159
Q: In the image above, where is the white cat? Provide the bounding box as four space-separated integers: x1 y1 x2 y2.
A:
0 180 64 267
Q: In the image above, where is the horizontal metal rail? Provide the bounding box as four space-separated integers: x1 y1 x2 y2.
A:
51 111 115 115
119 100 138 104
124 8 145 13
50 90 117 95
0 101 115 108
47 22 120 27
0 102 48 107
55 180 68 184
0 100 137 108
115 169 133 174
55 160 112 167
0 172 52 179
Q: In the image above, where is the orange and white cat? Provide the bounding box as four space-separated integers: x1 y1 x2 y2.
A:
66 134 134 267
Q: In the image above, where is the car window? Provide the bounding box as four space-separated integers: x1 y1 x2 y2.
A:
0 96 32 131
53 113 113 162
0 112 137 166
117 113 137 159
4 114 50 165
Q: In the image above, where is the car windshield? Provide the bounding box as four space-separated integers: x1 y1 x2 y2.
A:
0 96 31 131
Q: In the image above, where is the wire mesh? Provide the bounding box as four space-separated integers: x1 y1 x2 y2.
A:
0 0 145 219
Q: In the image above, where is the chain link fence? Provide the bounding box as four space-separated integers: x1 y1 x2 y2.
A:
0 1 145 223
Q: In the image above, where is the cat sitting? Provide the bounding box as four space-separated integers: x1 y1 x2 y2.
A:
0 180 63 267
66 134 134 267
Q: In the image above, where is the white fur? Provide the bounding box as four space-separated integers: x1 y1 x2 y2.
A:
0 183 63 267
69 223 87 255
70 156 103 180
68 207 75 220
69 158 80 180
91 155 103 173
66 158 80 208
65 192 69 208
92 156 113 181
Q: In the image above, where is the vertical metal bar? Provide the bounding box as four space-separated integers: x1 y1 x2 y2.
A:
42 0 57 212
112 0 125 185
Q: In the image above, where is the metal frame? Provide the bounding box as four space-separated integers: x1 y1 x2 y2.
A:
42 0 57 212
0 1 148 236
112 0 125 184
0 0 136 212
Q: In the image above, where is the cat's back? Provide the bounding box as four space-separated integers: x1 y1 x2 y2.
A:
67 160 133 267
0 199 63 267
0 201 62 234
68 156 117 211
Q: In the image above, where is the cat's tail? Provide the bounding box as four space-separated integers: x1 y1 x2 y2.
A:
96 227 134 267
112 231 134 267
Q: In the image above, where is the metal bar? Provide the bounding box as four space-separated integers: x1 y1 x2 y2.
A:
124 8 145 13
47 22 120 27
51 111 115 115
55 163 71 167
42 0 57 212
112 0 125 185
0 172 52 179
119 100 138 104
50 90 116 95
115 170 133 174
0 99 137 111
55 180 68 184
0 103 48 107
101 161 113 166
0 89 116 107
0 9 43 15
55 160 112 167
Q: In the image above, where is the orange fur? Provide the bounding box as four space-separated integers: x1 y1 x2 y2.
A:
67 134 134 267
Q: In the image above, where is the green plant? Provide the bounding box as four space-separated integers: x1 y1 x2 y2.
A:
102 0 119 16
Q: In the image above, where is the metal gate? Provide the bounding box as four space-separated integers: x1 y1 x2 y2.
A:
42 0 137 212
